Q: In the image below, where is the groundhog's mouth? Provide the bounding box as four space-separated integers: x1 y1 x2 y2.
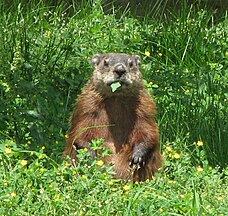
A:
108 81 129 92
107 80 129 86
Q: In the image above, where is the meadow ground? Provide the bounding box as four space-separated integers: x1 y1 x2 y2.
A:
0 1 227 215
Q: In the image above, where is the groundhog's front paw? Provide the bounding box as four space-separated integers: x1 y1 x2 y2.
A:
129 143 148 167
88 148 97 159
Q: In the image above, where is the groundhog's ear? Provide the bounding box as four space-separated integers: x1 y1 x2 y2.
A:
134 55 141 66
91 54 102 66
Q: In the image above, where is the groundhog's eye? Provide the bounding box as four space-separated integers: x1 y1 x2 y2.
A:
103 58 109 67
128 59 134 68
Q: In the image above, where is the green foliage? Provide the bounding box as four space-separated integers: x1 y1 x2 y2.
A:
143 12 228 166
0 138 227 215
1 0 226 165
0 0 227 214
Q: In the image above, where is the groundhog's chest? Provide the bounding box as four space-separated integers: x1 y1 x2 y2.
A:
89 96 138 150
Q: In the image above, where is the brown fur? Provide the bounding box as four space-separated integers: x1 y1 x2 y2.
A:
64 53 162 181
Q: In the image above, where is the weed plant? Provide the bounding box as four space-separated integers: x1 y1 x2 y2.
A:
0 139 227 215
0 0 227 215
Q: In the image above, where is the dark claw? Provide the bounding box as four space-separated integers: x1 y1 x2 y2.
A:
129 143 149 168
129 152 146 168
129 156 146 167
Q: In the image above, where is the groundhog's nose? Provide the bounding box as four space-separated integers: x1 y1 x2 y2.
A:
114 64 126 77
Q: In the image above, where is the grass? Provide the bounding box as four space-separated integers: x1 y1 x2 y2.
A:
1 140 227 215
0 0 227 215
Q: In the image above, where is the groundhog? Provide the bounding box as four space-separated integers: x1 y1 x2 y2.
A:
64 53 162 181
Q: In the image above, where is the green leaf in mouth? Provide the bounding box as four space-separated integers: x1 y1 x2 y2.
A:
110 82 121 92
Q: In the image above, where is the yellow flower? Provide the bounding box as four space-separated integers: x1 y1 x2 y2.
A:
158 53 163 57
5 147 12 154
168 180 174 184
173 153 180 159
197 166 203 172
166 146 172 152
55 195 61 201
109 181 114 186
38 154 45 159
10 140 15 144
40 168 45 172
196 141 203 146
159 208 164 212
216 196 223 201
180 194 185 198
65 162 71 167
11 192 16 197
145 51 150 57
27 140 31 145
82 175 87 179
123 184 131 191
79 210 85 216
21 160 28 166
45 31 52 39
65 134 69 139
205 205 210 209
83 148 88 152
97 160 104 166
41 146 45 150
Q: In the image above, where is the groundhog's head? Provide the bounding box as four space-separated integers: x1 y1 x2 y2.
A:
91 53 143 92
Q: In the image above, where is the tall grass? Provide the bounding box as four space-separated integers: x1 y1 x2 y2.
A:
0 0 227 165
0 1 227 214
141 7 228 167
